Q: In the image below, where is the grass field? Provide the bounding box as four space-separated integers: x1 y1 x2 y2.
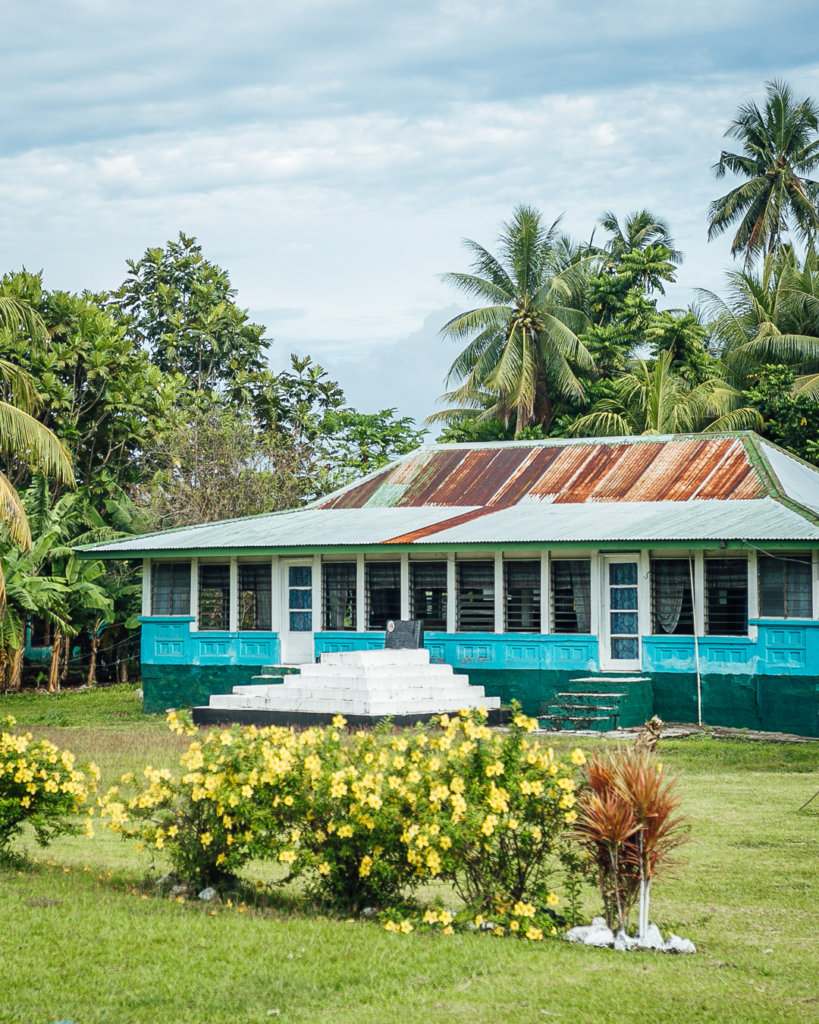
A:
1 685 817 1024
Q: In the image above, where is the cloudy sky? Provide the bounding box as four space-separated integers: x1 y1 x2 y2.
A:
2 1 819 425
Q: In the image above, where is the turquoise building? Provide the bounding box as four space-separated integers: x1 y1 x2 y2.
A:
82 432 819 736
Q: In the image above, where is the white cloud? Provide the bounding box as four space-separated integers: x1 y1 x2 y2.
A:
1 3 819 420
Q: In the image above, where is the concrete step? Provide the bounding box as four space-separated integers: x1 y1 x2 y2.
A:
539 713 619 732
555 691 626 702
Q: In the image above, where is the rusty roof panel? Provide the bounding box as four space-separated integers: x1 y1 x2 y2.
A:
321 436 768 511
585 442 665 501
319 467 392 509
626 439 710 501
551 443 633 503
397 448 469 506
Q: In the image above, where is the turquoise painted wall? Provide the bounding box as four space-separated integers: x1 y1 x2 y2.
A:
140 616 281 714
139 618 819 735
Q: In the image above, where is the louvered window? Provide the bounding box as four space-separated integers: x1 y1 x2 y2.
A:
410 561 447 630
457 561 494 632
323 562 357 631
366 562 401 630
199 564 230 630
651 560 694 635
758 555 812 618
705 559 748 635
239 564 272 631
504 560 541 633
152 562 191 616
551 560 591 634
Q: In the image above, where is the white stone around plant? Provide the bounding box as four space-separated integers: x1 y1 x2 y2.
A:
565 920 696 954
198 886 217 901
638 923 665 950
613 930 639 951
664 934 697 954
204 648 500 719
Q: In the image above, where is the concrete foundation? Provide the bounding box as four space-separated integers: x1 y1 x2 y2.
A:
193 648 501 725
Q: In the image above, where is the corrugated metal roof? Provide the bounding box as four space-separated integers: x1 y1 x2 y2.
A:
317 435 766 509
759 441 819 516
79 433 819 556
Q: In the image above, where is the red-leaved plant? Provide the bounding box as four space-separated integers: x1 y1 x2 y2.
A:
574 748 688 938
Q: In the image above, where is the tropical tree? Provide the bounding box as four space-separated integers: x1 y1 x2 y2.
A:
432 205 593 434
567 351 761 437
108 232 268 395
598 209 682 272
708 80 819 264
700 248 819 395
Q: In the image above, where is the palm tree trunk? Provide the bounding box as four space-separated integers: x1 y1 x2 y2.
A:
8 646 24 692
118 654 129 685
47 630 62 693
59 635 70 686
86 630 99 687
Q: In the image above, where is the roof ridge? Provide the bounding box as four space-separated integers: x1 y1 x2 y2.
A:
745 434 819 528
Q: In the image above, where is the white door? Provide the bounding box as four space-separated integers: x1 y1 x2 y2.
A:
280 561 314 664
600 556 641 671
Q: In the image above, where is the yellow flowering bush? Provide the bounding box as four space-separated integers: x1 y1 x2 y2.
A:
0 716 97 855
404 706 585 917
99 710 304 888
101 706 586 931
286 716 426 913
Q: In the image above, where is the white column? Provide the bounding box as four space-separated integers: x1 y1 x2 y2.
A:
494 551 504 633
270 555 281 634
589 551 601 637
400 553 409 620
446 554 456 633
638 550 651 639
540 551 550 634
693 551 705 636
813 551 819 620
356 555 366 632
190 558 199 629
747 550 758 639
312 554 322 633
229 557 239 632
141 558 151 616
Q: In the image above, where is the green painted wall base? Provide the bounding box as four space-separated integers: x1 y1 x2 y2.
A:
142 665 254 715
142 663 818 738
652 672 819 737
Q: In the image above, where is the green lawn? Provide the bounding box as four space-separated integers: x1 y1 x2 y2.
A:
1 686 817 1024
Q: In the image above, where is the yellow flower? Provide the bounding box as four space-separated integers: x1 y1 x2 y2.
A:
509 920 519 932
337 824 353 838
359 856 373 877
199 831 213 847
332 714 347 729
442 925 454 935
474 914 485 928
399 920 414 934
318 861 331 876
423 909 438 924
564 810 578 824
546 892 560 907
512 901 536 918
525 925 544 941
493 926 505 937
570 748 586 766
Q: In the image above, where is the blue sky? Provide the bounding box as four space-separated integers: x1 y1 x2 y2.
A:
2 1 819 425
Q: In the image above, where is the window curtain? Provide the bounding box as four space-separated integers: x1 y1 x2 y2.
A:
654 561 685 634
569 562 591 633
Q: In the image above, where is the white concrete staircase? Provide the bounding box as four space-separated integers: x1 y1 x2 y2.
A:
193 649 501 726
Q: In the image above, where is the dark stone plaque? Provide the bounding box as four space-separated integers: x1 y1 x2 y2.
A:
384 619 424 650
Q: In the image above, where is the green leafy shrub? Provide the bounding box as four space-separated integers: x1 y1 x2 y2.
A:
99 710 302 888
0 715 97 855
398 708 586 918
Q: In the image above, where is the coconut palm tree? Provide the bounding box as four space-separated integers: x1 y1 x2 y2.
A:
708 80 819 264
567 351 761 437
431 205 593 434
598 209 682 267
700 248 819 396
